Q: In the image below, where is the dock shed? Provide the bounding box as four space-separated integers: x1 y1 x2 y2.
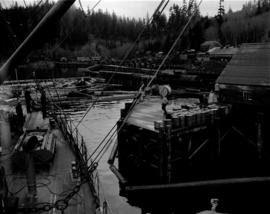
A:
208 46 239 60
215 43 270 106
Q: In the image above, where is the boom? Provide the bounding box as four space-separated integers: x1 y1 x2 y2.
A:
0 0 76 84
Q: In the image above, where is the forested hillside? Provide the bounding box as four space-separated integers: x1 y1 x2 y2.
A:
0 0 269 61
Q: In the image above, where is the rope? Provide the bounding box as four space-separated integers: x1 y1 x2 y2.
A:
87 94 139 168
29 0 104 137
1 1 100 212
28 0 102 128
78 0 85 12
22 0 27 7
94 132 117 164
86 123 117 162
90 0 102 12
146 0 202 88
24 0 102 84
74 0 169 131
87 0 203 167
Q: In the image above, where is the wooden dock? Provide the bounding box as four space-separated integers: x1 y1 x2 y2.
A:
126 97 164 131
111 94 270 213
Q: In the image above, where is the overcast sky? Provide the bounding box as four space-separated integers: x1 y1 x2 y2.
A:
2 0 247 18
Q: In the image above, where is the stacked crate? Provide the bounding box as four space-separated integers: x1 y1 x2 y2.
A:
155 104 231 130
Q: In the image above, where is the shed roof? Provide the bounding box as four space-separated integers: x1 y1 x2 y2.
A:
200 41 222 51
208 46 239 56
216 43 270 87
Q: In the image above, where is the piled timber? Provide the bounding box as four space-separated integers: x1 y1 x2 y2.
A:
114 95 270 213
115 97 232 187
155 104 231 130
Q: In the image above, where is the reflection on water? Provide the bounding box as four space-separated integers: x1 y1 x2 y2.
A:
70 99 141 214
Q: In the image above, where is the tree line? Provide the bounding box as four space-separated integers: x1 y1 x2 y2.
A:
0 0 269 61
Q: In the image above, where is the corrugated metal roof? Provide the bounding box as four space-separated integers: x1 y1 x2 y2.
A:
216 43 270 87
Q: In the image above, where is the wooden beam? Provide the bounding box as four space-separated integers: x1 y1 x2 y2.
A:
232 126 257 147
188 139 209 160
164 119 172 184
157 124 165 183
109 164 127 184
125 176 270 191
257 112 264 159
107 141 118 165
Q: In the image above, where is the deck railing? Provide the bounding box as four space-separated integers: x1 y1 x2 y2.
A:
51 104 88 164
39 86 100 205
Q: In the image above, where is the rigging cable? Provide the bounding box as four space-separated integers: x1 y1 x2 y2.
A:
74 0 170 131
86 0 203 168
146 0 201 88
22 0 27 7
91 0 102 12
9 1 200 212
84 0 172 162
30 0 104 131
28 0 102 81
78 0 85 12
0 1 98 212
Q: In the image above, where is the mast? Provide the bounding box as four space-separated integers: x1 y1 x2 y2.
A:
0 0 76 84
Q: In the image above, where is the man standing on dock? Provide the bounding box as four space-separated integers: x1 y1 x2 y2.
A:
41 89 47 119
24 88 32 113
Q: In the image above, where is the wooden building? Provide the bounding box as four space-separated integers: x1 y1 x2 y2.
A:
216 43 270 107
208 46 239 61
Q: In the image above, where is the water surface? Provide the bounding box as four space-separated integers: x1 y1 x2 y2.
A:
71 100 141 214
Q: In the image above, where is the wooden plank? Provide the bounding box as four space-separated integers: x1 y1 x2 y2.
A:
125 176 270 191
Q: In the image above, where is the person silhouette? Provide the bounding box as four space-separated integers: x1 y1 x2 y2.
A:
40 89 47 119
24 88 32 113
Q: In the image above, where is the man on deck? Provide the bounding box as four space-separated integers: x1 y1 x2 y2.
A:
24 88 32 113
16 101 24 131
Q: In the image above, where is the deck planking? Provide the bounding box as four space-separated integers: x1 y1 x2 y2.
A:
1 111 97 214
127 97 164 131
126 96 201 131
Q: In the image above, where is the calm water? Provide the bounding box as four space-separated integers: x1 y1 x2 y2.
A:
0 83 140 213
71 100 141 214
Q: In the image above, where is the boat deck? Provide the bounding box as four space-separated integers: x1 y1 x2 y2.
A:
1 111 97 214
